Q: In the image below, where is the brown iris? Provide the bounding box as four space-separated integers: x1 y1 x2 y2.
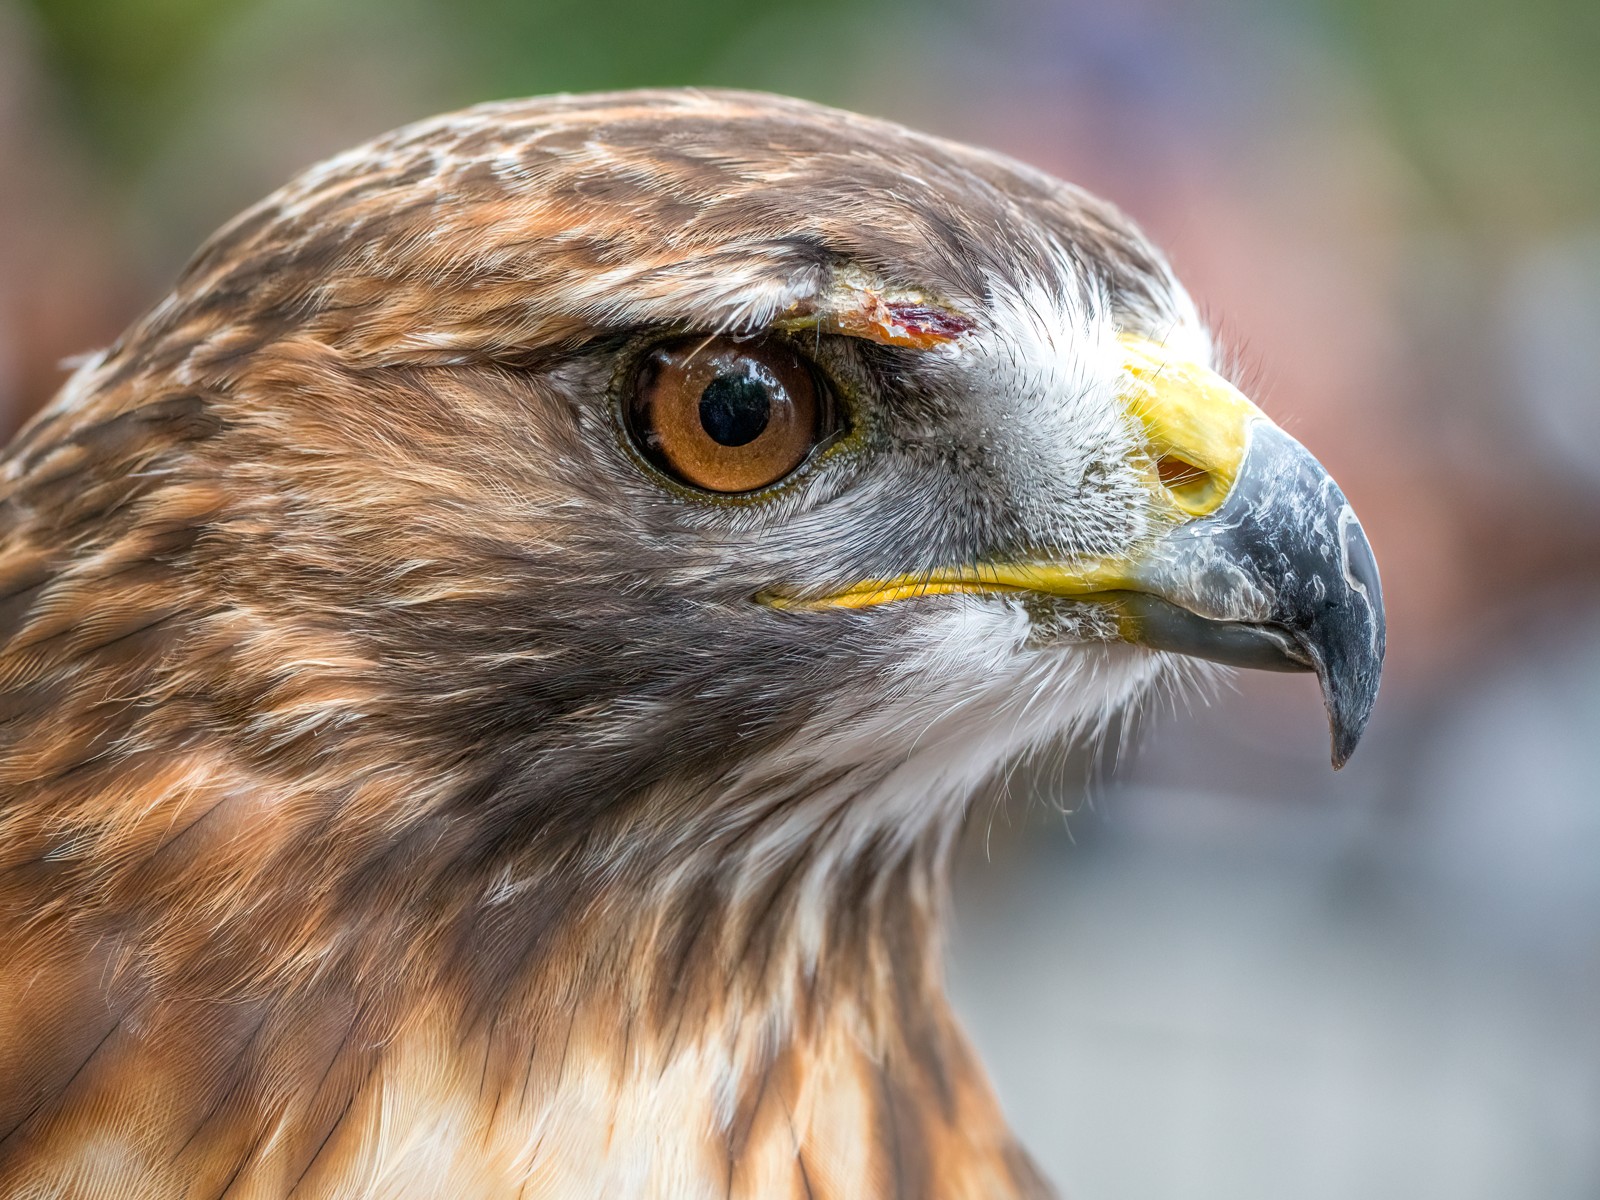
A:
627 336 829 493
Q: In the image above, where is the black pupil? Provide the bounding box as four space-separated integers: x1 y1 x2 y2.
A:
698 370 773 447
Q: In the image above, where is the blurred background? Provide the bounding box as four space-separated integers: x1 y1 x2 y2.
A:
3 0 1597 1194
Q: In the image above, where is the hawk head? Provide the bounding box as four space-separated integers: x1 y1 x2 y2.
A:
0 90 1382 1194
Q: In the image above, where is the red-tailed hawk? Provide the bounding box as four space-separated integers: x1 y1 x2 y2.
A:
0 90 1382 1197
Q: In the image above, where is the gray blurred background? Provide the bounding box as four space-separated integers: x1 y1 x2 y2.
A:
3 0 1596 1194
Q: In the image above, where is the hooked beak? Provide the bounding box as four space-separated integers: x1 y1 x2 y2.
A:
1103 416 1383 767
769 335 1386 768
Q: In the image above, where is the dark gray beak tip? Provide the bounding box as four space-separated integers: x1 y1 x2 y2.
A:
1308 492 1386 770
1330 714 1365 771
1324 642 1382 770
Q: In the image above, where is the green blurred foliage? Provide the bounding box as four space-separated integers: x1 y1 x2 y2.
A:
451 0 860 98
1327 0 1600 231
20 0 1600 231
21 0 860 171
22 0 253 165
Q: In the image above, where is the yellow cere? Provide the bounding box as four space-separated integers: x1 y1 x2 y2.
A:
1116 333 1263 518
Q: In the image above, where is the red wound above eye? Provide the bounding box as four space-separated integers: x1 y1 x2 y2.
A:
789 280 977 350
880 302 978 346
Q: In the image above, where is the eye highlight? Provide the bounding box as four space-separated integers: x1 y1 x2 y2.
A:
626 336 832 493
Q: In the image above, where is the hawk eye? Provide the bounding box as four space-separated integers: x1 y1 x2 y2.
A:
626 336 830 493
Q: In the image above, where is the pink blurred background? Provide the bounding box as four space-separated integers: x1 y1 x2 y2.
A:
4 0 1597 1193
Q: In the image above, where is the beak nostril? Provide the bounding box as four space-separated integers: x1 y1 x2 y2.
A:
1157 454 1210 492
